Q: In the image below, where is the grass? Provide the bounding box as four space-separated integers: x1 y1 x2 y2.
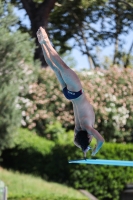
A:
0 167 88 200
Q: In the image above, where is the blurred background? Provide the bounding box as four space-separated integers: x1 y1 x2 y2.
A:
0 1 133 200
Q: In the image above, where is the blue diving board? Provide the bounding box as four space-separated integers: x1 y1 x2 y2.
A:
69 159 133 167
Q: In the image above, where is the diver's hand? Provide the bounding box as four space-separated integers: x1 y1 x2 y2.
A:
91 144 97 156
36 27 48 44
91 140 104 156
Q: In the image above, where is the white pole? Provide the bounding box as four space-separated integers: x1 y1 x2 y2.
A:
0 181 7 200
3 187 7 200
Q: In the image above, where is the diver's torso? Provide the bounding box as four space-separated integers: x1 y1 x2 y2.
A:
72 93 95 129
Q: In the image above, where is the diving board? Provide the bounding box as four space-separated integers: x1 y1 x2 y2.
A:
69 159 133 167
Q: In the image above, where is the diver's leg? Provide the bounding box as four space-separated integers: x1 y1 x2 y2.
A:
54 69 67 89
41 42 66 89
37 27 82 91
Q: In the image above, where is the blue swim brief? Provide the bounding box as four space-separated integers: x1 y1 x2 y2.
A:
62 87 83 100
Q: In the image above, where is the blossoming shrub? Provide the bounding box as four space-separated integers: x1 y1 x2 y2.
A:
19 67 133 142
80 67 133 142
19 68 74 136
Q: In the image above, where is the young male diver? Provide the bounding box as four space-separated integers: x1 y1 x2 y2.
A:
36 27 104 158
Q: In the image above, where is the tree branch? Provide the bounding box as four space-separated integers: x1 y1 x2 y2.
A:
118 0 133 11
124 40 133 68
71 11 96 68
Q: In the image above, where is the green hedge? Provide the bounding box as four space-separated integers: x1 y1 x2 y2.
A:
41 143 133 200
1 128 55 177
1 129 133 200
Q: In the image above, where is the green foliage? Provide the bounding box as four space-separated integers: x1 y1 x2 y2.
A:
1 128 55 176
13 128 54 153
1 129 133 200
0 3 39 154
0 85 20 152
45 121 74 144
0 3 38 88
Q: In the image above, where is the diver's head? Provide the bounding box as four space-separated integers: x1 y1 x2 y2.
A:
74 130 92 152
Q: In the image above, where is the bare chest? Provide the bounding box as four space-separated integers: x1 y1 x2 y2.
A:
72 94 95 128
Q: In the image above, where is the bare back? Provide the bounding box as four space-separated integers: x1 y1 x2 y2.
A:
72 93 95 130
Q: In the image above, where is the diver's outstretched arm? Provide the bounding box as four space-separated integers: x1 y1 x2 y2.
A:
86 126 104 156
37 30 66 89
37 27 69 71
